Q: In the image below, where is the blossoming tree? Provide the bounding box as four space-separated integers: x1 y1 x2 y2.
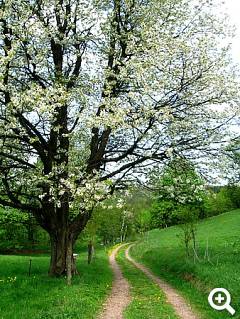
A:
150 157 206 255
0 0 238 278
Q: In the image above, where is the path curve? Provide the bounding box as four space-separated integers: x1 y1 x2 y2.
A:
98 244 131 319
125 244 199 319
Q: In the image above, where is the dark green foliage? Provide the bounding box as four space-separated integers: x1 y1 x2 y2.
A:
85 205 125 245
133 209 152 235
83 189 152 245
223 185 240 208
150 158 205 226
126 188 152 235
0 207 49 251
204 185 240 217
150 200 177 228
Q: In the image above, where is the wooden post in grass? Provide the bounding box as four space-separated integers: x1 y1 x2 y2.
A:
72 254 79 275
28 258 32 276
88 240 94 264
66 244 73 286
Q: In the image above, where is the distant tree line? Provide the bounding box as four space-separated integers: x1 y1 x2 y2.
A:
1 165 240 253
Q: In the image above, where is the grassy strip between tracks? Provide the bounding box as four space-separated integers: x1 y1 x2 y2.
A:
117 246 178 319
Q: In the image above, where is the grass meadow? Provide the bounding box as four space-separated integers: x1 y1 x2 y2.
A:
0 249 112 319
131 209 240 319
1 210 240 319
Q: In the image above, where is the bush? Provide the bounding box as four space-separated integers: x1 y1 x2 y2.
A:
204 186 239 217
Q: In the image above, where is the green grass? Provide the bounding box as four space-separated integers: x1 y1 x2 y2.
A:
131 209 240 319
117 246 178 319
0 249 112 319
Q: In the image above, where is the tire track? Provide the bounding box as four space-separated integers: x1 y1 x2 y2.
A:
125 244 199 319
98 244 131 319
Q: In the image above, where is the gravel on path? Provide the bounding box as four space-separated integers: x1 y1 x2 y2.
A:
98 244 131 319
125 244 200 319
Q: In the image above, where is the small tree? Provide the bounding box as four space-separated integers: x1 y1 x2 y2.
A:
175 205 199 256
150 200 177 228
150 157 206 255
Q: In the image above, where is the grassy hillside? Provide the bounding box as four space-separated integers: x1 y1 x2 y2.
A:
131 209 240 319
0 249 112 319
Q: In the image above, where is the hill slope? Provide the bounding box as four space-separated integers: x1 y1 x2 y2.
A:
131 210 240 319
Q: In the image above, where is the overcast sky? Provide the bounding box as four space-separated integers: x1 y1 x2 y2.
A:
220 0 240 62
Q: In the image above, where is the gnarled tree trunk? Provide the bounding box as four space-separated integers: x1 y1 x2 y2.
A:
47 212 90 281
48 229 75 277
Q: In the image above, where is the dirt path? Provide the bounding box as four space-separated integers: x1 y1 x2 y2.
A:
98 244 131 319
125 244 200 319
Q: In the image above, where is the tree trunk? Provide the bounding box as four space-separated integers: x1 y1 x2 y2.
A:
46 207 91 278
48 229 74 277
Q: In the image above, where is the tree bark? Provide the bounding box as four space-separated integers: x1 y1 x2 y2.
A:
46 207 91 278
48 229 74 277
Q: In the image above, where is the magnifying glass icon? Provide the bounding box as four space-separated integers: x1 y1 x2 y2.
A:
208 288 235 316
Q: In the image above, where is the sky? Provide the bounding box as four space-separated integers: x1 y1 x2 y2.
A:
220 0 240 62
